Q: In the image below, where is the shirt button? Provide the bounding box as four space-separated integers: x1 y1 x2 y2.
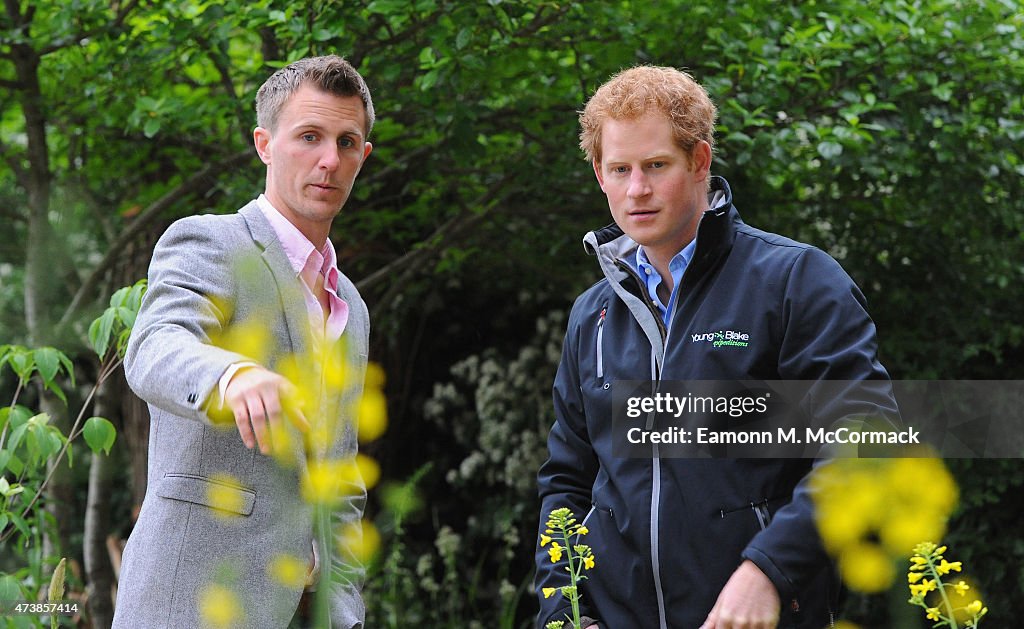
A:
644 267 652 275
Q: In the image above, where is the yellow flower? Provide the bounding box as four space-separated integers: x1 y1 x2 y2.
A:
921 579 937 593
926 607 941 621
199 584 242 628
355 453 381 490
540 534 551 547
337 519 382 564
583 555 595 570
577 526 589 535
302 460 344 505
357 389 388 443
268 553 307 589
206 474 246 518
907 572 924 584
548 542 563 563
953 580 970 596
542 587 557 599
965 600 984 615
936 559 962 575
838 542 895 593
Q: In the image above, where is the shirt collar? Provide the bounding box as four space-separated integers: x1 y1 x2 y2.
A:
256 194 339 285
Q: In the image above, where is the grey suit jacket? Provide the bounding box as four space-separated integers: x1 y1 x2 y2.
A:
113 202 368 628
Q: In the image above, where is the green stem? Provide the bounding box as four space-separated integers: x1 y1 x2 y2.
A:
0 355 117 543
561 526 581 629
927 557 959 629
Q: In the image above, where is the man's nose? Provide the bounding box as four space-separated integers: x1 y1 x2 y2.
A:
318 146 340 171
627 170 651 198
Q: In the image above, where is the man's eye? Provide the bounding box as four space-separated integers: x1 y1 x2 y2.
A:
302 134 317 142
339 137 355 148
649 161 665 169
613 166 628 174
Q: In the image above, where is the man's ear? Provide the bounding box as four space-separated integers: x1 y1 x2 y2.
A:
691 140 713 183
253 127 272 165
593 158 606 192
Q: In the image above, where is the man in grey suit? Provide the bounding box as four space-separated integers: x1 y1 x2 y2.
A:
113 55 375 629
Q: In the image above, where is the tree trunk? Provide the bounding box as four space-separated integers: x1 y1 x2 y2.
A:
84 375 119 629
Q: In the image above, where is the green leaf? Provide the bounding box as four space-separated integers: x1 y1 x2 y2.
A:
43 379 68 406
33 347 61 385
143 117 161 138
8 350 33 382
0 574 23 600
89 308 117 357
109 285 130 307
83 417 117 455
117 306 137 328
817 141 843 159
9 512 31 539
7 422 30 453
4 452 23 476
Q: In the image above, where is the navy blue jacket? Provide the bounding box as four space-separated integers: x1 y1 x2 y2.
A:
536 177 894 628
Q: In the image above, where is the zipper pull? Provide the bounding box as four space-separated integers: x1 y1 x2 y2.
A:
596 307 606 380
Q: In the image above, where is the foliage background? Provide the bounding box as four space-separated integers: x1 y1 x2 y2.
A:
2 0 1022 626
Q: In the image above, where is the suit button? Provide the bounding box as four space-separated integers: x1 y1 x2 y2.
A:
187 393 198 404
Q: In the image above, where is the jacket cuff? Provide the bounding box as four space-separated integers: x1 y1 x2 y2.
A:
741 546 795 602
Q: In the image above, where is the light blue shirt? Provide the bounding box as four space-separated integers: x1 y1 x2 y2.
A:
635 238 697 326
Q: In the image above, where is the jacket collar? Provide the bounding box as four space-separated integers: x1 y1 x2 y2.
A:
583 175 736 260
581 176 739 373
238 201 311 357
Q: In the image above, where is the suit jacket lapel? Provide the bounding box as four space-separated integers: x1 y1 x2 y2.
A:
238 201 310 358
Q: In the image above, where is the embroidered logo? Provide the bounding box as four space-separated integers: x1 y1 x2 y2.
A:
690 330 751 349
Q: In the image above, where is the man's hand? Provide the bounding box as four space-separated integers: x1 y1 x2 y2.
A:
223 366 309 454
699 560 780 629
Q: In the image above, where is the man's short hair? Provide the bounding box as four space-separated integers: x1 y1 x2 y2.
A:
579 65 717 166
255 55 375 137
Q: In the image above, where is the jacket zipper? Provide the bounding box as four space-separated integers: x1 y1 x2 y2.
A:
596 307 606 380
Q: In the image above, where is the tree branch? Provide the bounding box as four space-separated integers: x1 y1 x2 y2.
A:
37 0 141 56
54 149 256 336
357 171 513 297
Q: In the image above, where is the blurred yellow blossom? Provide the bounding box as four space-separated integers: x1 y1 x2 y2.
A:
838 542 894 593
812 456 958 593
542 587 557 599
199 584 242 628
206 474 245 518
953 581 970 596
337 519 381 564
302 460 345 505
355 453 380 489
583 555 595 570
268 553 307 589
357 389 388 443
540 534 551 547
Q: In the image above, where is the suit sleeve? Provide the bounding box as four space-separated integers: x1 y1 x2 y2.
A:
741 246 898 600
124 217 252 421
535 303 601 626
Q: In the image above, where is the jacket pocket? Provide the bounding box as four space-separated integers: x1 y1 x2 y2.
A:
156 472 256 516
717 496 785 530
